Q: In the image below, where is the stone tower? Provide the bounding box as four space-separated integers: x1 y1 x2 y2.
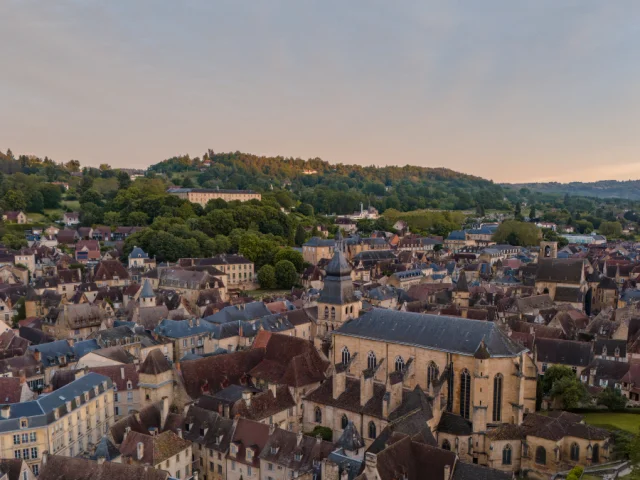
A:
452 272 469 309
539 241 558 259
138 349 174 407
139 278 156 308
317 230 361 335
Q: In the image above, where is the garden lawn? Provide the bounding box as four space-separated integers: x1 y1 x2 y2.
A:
26 213 46 223
244 289 291 299
583 412 640 433
61 200 81 210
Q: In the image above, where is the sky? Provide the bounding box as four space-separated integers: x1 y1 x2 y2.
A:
1 1 639 183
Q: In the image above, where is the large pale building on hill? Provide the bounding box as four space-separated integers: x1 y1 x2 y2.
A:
167 187 261 206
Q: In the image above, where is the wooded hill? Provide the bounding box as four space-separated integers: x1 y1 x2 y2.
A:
149 150 509 215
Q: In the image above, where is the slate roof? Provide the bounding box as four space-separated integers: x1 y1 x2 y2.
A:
139 279 155 298
335 421 364 451
303 237 335 247
0 373 111 433
155 318 216 338
595 338 627 358
203 301 271 324
536 258 584 284
318 246 357 305
258 427 334 474
582 358 630 385
535 338 592 367
437 411 473 435
128 246 149 259
452 462 512 480
554 286 585 304
336 309 526 357
90 436 121 462
181 405 233 451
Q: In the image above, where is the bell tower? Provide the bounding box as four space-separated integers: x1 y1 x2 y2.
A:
539 241 558 259
316 230 361 335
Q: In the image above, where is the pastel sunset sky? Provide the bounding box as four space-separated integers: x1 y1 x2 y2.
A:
2 1 639 182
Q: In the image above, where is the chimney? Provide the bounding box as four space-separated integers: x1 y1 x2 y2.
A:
97 456 106 465
296 431 303 446
137 441 144 460
41 452 48 467
161 396 169 428
1 405 10 419
316 434 323 445
269 423 276 435
242 390 252 407
444 464 451 480
195 318 200 326
67 338 75 347
223 404 230 418
177 428 182 438
333 369 346 400
18 370 26 386
33 349 41 362
121 367 125 380
124 426 131 440
360 374 374 407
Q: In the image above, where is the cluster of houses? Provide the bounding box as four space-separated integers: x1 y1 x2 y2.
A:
2 216 640 480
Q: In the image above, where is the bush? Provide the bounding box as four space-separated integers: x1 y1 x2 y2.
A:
257 265 276 289
275 260 298 289
597 388 628 410
568 465 584 477
274 248 304 273
308 426 332 441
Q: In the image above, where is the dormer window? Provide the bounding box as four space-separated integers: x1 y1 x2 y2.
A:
294 452 302 462
127 381 132 390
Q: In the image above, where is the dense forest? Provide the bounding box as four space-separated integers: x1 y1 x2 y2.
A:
149 151 509 214
509 180 640 200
